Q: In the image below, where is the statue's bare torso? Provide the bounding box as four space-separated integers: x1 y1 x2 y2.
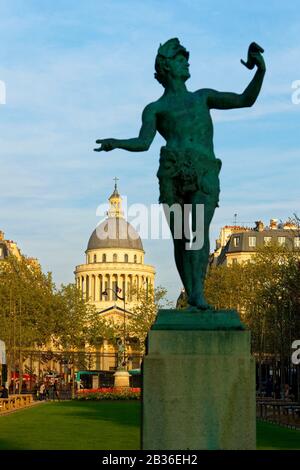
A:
150 90 214 157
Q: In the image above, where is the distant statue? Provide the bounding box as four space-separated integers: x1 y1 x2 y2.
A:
94 38 265 310
116 338 125 369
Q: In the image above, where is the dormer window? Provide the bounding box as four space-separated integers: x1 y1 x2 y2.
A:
249 237 256 247
294 237 300 248
233 236 240 247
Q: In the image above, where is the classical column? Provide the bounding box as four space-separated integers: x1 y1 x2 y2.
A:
92 275 95 301
99 274 102 301
81 276 85 297
106 274 110 301
86 275 89 300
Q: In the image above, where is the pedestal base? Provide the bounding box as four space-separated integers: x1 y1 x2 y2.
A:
142 311 255 450
114 370 130 388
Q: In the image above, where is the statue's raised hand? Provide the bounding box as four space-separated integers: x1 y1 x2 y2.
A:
250 51 265 72
94 138 118 152
241 42 265 72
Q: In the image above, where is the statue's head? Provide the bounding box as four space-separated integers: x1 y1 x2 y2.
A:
155 38 190 87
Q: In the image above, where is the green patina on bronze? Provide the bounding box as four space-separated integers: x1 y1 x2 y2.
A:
94 38 265 313
152 308 245 331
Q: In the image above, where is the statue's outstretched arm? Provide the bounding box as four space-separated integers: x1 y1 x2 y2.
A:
94 103 157 152
205 46 266 110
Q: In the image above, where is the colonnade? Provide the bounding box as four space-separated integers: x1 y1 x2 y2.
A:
76 273 152 302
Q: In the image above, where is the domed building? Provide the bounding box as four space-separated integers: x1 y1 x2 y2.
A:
74 182 155 372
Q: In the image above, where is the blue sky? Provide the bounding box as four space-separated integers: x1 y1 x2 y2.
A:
0 0 300 302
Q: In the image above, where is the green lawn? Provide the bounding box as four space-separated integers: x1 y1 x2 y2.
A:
0 402 299 450
0 401 141 450
257 420 300 450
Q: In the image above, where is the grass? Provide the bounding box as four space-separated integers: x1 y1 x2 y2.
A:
0 401 141 450
257 420 300 450
0 402 299 450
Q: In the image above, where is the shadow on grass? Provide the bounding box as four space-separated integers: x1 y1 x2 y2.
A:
256 420 300 450
1 404 299 450
0 401 141 450
49 400 141 426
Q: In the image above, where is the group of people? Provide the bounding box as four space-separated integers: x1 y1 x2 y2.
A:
261 379 295 401
38 381 60 401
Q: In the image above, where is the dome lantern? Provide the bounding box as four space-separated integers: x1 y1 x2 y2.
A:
86 180 144 252
108 177 124 219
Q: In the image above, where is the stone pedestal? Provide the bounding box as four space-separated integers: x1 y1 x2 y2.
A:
142 309 255 450
114 370 130 388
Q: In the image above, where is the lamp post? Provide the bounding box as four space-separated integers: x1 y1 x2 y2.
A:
102 286 130 388
101 287 126 370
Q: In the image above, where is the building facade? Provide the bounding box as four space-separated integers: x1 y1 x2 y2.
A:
74 183 155 371
0 230 39 268
0 230 22 260
212 219 300 266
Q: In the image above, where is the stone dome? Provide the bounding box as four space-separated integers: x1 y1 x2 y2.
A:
87 217 143 251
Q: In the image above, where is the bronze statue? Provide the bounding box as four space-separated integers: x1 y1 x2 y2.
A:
94 38 265 310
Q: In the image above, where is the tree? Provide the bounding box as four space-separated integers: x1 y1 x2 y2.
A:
83 285 171 356
128 285 171 353
0 255 98 387
204 243 300 397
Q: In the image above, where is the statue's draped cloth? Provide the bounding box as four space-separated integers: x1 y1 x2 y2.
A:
157 146 222 207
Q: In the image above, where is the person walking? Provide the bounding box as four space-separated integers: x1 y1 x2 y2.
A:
0 385 9 398
39 383 46 401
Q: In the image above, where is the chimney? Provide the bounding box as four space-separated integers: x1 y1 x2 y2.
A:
255 220 264 232
270 219 278 230
0 231 4 241
283 221 296 230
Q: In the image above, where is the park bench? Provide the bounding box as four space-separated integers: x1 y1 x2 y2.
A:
0 394 34 413
257 400 300 428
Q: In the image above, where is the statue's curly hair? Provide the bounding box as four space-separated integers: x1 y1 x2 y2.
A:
154 55 170 88
154 38 189 88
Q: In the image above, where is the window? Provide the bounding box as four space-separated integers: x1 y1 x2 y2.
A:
102 254 106 262
124 254 128 262
249 237 256 247
294 237 300 248
113 253 117 262
233 236 240 247
264 237 272 246
232 258 238 265
134 255 137 263
278 237 286 246
93 254 97 263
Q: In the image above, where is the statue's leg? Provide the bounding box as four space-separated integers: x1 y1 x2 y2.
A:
187 191 216 309
162 204 192 298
